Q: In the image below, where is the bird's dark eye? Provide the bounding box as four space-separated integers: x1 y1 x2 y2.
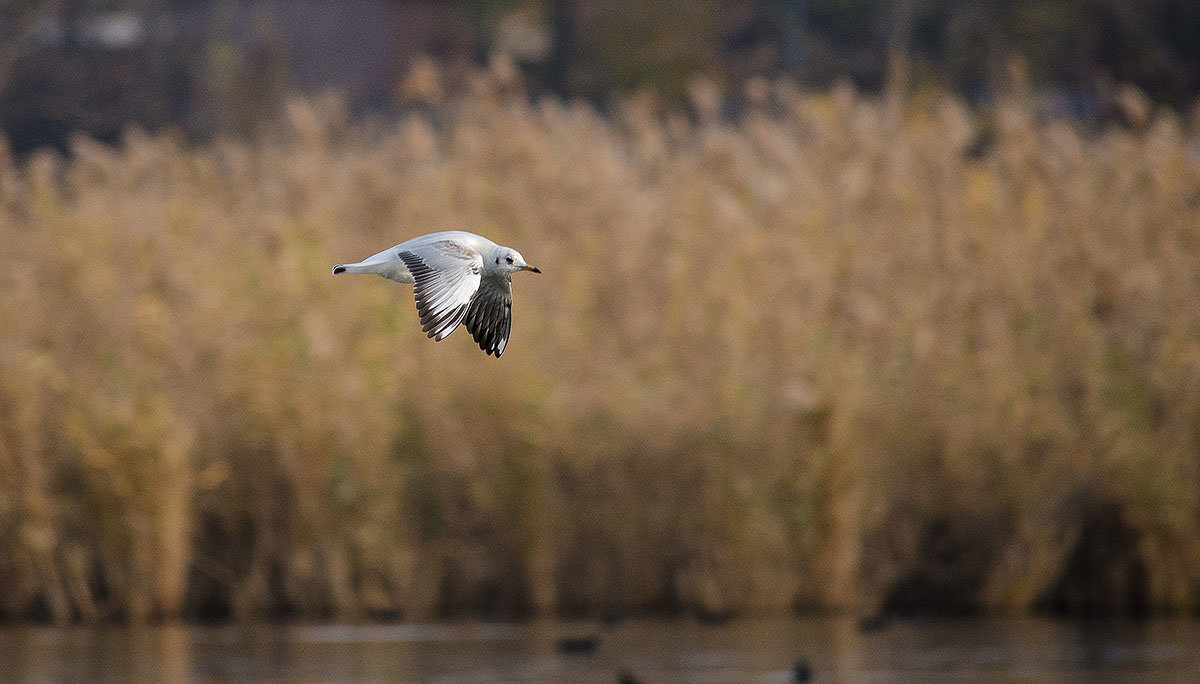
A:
506 257 514 264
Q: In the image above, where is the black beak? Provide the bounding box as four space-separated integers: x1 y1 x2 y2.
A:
524 265 541 274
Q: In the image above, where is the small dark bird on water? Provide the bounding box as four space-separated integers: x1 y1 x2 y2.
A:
694 607 735 626
556 635 599 654
617 669 644 684
857 613 890 633
792 658 813 682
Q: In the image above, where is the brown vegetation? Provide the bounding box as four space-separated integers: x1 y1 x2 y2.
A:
1 70 1199 623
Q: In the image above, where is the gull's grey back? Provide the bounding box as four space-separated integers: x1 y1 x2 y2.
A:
401 231 498 258
333 231 497 283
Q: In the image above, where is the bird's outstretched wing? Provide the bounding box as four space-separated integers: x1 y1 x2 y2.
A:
397 241 483 341
464 275 513 357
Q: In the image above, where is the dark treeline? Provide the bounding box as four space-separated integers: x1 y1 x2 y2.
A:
2 0 1200 152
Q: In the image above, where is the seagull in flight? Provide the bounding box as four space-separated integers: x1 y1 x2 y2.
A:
333 231 540 357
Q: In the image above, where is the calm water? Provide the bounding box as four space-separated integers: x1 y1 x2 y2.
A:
1 617 1198 683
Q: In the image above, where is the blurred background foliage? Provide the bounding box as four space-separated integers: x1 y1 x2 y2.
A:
1 1 1200 625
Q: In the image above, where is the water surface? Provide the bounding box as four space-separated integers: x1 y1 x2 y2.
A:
1 617 1197 682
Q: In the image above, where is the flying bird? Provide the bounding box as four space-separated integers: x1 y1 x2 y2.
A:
333 231 540 357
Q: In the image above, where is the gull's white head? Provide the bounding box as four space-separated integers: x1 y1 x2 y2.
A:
491 246 541 276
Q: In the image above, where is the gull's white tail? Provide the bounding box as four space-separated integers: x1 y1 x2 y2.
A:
332 261 376 275
331 249 413 282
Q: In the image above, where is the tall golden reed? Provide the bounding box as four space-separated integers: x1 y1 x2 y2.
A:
1 69 1199 622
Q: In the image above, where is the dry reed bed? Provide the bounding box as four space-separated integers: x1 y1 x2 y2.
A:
1 75 1199 622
